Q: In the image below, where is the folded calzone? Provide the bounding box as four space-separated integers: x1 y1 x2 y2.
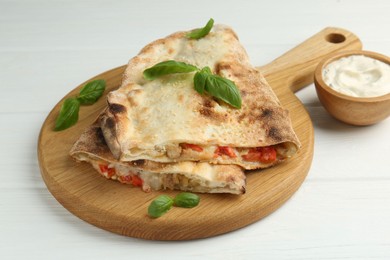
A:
100 24 300 170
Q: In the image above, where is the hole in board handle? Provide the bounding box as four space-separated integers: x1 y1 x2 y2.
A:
326 33 346 44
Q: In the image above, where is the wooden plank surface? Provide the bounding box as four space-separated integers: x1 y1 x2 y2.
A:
38 27 361 240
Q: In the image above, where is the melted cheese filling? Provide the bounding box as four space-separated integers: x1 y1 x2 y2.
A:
122 142 296 168
85 158 242 194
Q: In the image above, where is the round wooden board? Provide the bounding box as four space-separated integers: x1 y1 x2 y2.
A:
38 27 362 240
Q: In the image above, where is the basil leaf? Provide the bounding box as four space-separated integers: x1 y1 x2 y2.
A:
77 79 106 105
148 195 174 218
202 66 212 75
194 72 207 94
194 67 213 94
187 18 214 40
54 98 80 131
205 74 242 109
174 192 200 208
194 67 242 109
143 60 198 80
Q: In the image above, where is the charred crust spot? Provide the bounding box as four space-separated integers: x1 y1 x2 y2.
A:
104 117 116 130
261 108 273 119
199 107 213 117
203 99 214 109
239 107 277 125
131 160 146 166
199 98 219 118
267 126 282 142
215 62 247 78
75 125 112 156
215 63 232 75
95 127 107 146
109 103 126 114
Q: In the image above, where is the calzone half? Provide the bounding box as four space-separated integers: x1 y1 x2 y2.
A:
100 24 300 170
70 121 246 194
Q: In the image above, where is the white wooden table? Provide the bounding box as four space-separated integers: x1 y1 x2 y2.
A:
1 0 389 259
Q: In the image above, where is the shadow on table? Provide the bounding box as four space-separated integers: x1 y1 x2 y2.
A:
300 96 374 135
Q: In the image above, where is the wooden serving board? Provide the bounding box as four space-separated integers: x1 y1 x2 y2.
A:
38 27 362 240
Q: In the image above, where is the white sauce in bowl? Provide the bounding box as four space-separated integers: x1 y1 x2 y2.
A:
322 55 390 97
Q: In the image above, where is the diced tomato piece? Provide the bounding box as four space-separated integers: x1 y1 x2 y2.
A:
106 168 116 178
242 147 277 163
119 174 143 187
99 164 108 173
260 147 277 163
99 164 116 178
131 175 143 187
214 146 237 158
181 143 204 152
119 175 132 184
241 151 260 161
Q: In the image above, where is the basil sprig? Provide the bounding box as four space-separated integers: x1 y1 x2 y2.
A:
148 195 174 218
54 98 80 131
143 60 242 109
194 68 242 109
143 60 198 80
54 79 106 131
174 192 200 208
187 18 214 39
77 79 106 105
148 192 200 218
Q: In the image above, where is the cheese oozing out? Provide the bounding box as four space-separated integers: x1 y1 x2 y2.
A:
81 156 245 194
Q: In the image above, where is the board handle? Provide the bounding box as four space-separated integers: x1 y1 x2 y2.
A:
257 27 362 93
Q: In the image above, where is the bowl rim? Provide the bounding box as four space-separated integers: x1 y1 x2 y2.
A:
314 50 390 103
